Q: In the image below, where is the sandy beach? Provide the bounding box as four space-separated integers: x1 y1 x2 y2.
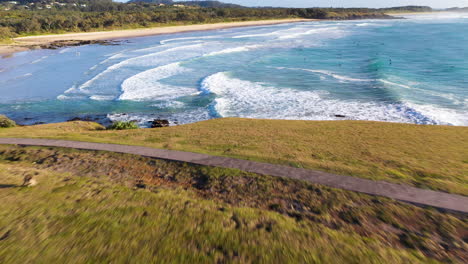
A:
0 19 312 57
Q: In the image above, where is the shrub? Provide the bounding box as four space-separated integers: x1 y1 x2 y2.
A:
0 115 16 128
0 27 16 42
107 121 139 130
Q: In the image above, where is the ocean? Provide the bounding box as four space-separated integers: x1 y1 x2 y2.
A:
1 13 467 126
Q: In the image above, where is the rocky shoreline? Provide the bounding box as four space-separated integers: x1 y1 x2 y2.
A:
39 39 121 50
1 39 121 57
3 114 174 130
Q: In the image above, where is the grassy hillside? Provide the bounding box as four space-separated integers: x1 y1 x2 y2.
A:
0 118 466 195
0 145 466 263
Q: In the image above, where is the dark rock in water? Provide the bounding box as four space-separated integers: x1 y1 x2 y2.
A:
335 115 346 118
151 119 170 128
67 116 93 122
68 117 85 122
33 122 45 125
67 115 112 126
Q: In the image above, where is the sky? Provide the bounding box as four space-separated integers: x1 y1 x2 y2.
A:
175 1 468 8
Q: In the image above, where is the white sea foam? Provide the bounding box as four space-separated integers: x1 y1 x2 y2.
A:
278 27 341 40
89 64 98 71
119 62 197 101
232 31 279 39
56 95 69 100
231 26 310 39
405 102 468 126
379 77 466 105
205 45 263 56
277 67 373 82
59 48 71 54
302 69 373 82
151 101 185 109
379 79 412 89
57 94 85 100
78 43 204 92
31 56 48 64
132 41 202 53
63 85 77 94
200 72 453 125
90 95 115 101
233 25 345 41
273 68 466 124
98 52 130 65
160 36 216 45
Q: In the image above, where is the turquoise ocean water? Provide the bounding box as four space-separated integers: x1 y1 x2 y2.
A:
0 13 467 126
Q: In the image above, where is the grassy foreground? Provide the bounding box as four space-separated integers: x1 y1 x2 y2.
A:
0 145 466 263
0 118 466 195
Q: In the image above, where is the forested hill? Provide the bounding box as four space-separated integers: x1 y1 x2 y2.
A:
445 7 468 12
0 2 435 41
177 1 244 8
379 6 432 12
127 0 173 4
128 0 245 8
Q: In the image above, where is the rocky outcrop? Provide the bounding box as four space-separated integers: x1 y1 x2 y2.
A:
151 119 170 128
40 40 120 50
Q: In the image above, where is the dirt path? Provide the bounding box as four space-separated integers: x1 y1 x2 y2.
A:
0 138 466 213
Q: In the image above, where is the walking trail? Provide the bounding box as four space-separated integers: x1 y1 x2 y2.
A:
0 138 466 213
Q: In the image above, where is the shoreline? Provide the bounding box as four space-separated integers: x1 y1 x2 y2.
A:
0 18 313 57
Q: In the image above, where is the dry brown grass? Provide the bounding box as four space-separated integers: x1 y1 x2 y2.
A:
0 145 466 263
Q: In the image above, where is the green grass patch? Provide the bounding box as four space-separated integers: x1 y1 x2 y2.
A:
0 118 466 195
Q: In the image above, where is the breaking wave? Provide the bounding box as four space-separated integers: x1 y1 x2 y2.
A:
277 67 374 82
199 72 462 125
205 45 263 56
119 63 197 101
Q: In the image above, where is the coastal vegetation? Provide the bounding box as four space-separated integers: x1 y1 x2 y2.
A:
379 6 433 13
107 120 139 130
0 0 409 41
0 118 466 195
0 115 16 128
0 145 466 263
